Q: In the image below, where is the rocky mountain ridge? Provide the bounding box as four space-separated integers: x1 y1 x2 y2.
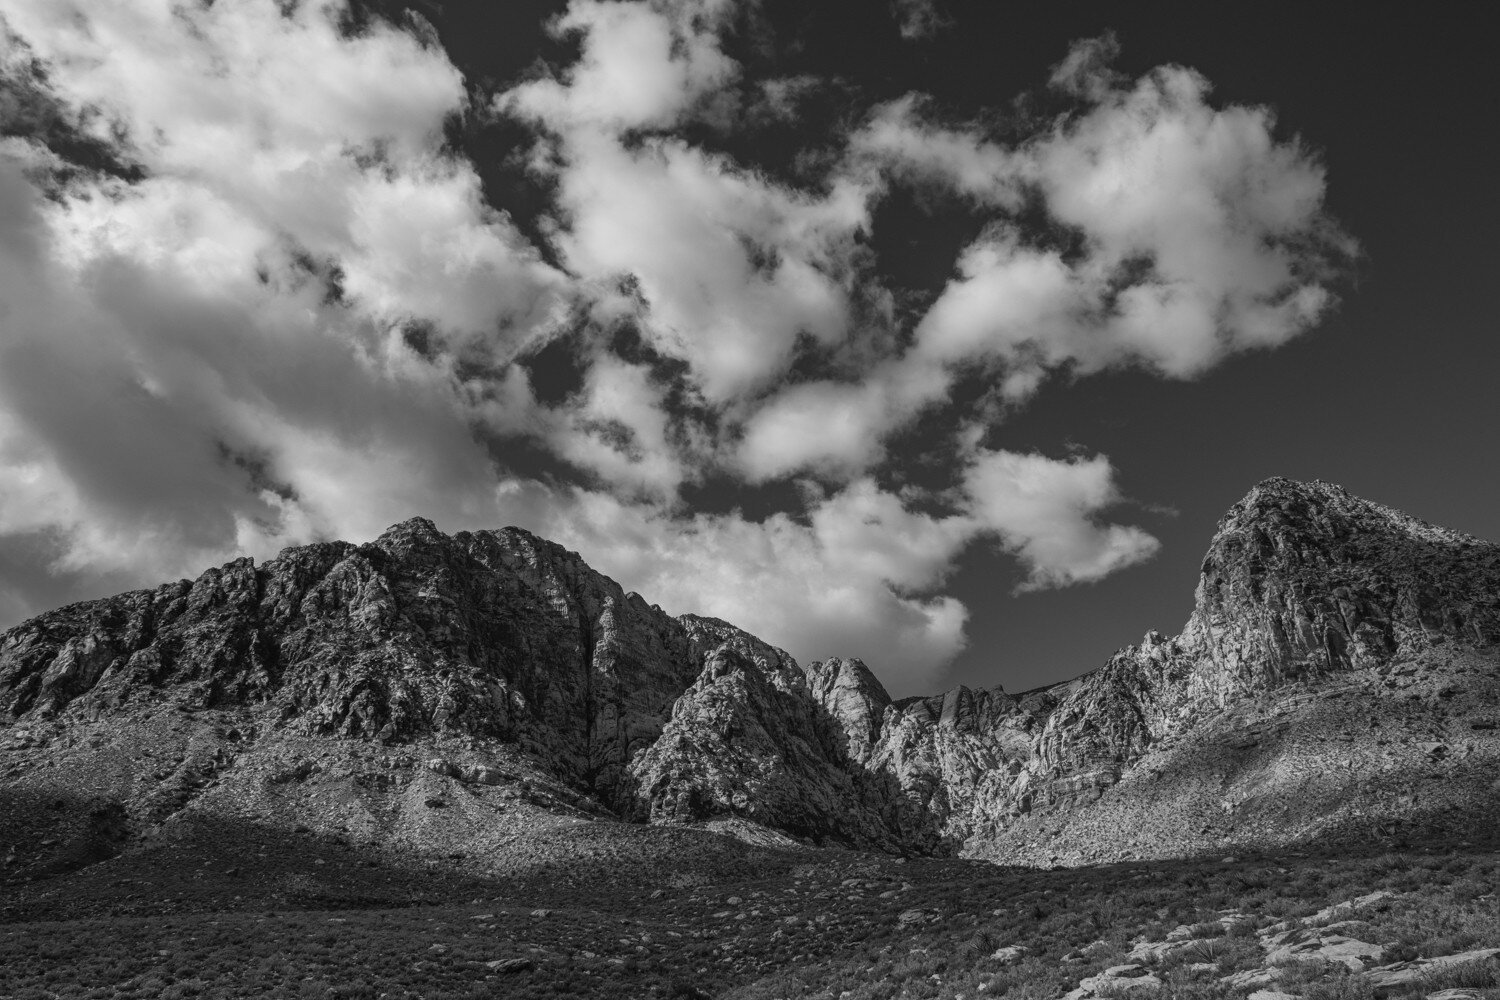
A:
2 477 1498 868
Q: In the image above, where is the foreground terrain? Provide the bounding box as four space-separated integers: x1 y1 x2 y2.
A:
3 821 1500 999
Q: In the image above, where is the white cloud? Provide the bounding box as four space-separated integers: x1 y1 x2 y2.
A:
741 38 1357 482
502 0 875 403
0 1 559 615
506 447 1158 678
531 135 868 401
734 355 950 482
507 0 738 132
898 51 1353 382
6 0 564 352
962 449 1160 590
1048 31 1123 99
0 148 512 577
737 379 892 482
910 235 1079 364
511 478 976 683
1017 61 1349 376
546 352 694 499
853 95 1019 206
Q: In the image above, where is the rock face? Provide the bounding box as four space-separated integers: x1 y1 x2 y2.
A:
0 518 702 808
2 478 1499 862
1016 480 1500 813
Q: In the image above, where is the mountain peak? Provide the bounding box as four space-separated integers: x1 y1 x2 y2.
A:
374 515 446 545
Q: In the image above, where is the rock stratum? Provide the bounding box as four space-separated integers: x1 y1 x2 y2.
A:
2 477 1499 877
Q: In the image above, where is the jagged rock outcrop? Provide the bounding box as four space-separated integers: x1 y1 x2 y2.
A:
805 657 891 766
624 643 891 846
2 477 1499 863
1030 478 1500 793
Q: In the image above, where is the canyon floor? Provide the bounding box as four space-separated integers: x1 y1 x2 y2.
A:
4 817 1500 1000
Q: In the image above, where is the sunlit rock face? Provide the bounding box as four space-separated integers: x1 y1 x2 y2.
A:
1030 477 1500 793
4 478 1499 861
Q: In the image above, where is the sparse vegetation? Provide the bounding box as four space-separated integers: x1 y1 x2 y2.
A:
5 830 1494 999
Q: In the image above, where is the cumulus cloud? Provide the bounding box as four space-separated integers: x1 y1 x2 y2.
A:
0 6 1351 690
748 38 1355 479
517 479 974 680
546 352 694 499
502 0 876 403
0 145 509 577
888 50 1354 381
0 1 555 607
6 1 562 353
962 450 1160 590
508 0 739 132
506 445 1156 678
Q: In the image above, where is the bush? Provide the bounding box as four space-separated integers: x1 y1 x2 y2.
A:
1303 978 1376 1000
1184 937 1234 963
1422 957 1500 991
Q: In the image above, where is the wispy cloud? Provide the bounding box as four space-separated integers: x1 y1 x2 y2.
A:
891 0 952 42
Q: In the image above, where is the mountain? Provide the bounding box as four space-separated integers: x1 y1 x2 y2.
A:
2 477 1499 881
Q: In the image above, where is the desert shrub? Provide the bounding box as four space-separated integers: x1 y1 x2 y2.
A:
1272 959 1348 985
1422 957 1500 990
1148 982 1243 1000
954 929 998 962
1448 876 1490 902
1379 912 1484 959
1303 977 1376 1000
1217 946 1270 976
1183 937 1234 963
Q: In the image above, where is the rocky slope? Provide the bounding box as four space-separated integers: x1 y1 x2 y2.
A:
0 518 709 803
2 477 1498 875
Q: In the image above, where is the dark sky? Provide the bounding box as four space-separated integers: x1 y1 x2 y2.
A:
1 0 1493 699
424 0 1500 694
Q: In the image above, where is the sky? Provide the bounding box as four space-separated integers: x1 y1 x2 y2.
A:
0 0 1494 698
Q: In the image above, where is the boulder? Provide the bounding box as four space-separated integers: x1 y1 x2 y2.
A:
1265 932 1385 971
1064 964 1164 1000
1223 969 1277 989
1129 939 1189 962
